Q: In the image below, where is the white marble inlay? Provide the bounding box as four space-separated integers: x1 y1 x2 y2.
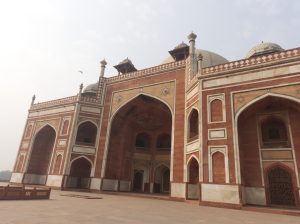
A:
81 106 101 114
73 146 96 154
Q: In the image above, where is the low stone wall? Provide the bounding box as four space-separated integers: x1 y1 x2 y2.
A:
0 185 51 200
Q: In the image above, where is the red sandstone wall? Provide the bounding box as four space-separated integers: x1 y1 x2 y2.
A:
288 108 300 178
238 114 262 187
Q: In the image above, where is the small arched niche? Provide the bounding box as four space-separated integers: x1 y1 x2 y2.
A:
75 121 97 146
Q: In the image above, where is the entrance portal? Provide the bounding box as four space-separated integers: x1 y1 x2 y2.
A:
154 165 170 194
267 166 296 206
104 94 172 194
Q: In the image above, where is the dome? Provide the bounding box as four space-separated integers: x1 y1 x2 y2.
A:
246 42 284 58
161 49 228 68
83 82 98 94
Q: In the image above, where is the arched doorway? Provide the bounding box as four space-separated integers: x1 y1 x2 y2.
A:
162 169 170 193
187 157 199 199
154 165 170 194
25 125 56 185
104 94 172 194
68 157 92 189
237 95 300 207
188 157 199 183
267 166 296 206
133 170 144 192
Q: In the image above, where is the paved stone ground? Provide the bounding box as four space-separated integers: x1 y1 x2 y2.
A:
0 190 299 224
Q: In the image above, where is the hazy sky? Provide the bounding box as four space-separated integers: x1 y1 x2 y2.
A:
0 0 299 171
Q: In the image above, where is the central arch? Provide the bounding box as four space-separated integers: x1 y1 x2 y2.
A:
103 94 173 194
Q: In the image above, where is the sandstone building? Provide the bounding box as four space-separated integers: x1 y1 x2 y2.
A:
11 33 300 208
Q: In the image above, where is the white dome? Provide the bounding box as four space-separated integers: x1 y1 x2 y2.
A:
246 42 284 58
161 49 228 68
83 82 98 94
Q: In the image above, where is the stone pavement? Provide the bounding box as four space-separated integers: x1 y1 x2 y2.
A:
0 190 299 224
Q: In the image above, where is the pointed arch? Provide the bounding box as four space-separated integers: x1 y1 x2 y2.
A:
236 93 300 119
233 92 300 184
67 156 93 189
101 93 174 183
26 125 56 176
75 121 98 146
111 93 174 120
34 123 58 136
135 132 151 149
187 156 199 183
53 154 63 175
188 108 199 141
210 99 223 122
154 164 170 193
156 133 171 149
70 155 93 167
211 151 226 184
264 162 298 206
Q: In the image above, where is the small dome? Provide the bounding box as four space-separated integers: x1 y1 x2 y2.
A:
161 49 228 68
246 42 284 58
83 82 98 94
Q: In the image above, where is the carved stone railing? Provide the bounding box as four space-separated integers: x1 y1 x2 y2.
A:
107 60 186 83
79 96 98 104
202 48 300 76
30 96 78 110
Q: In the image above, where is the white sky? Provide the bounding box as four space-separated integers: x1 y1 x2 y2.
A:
0 0 299 171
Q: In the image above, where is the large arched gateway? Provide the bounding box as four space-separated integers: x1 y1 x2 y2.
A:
237 95 300 206
102 95 172 194
24 125 56 185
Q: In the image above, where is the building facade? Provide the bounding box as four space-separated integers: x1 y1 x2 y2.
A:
11 33 300 208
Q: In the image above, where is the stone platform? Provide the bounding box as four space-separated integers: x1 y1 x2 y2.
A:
0 190 299 224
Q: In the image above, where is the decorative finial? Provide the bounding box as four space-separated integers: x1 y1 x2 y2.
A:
100 59 107 77
31 94 36 105
79 83 83 92
100 59 107 67
187 32 197 41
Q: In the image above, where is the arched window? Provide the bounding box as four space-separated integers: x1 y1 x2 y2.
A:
135 132 150 149
188 109 198 141
188 157 199 183
212 152 225 184
210 99 223 122
261 117 288 148
156 133 171 150
75 121 97 146
53 154 62 175
61 120 69 135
